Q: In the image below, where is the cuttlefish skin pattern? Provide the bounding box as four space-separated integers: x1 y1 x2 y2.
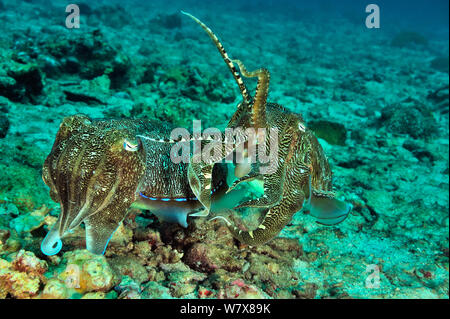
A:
183 12 352 246
41 114 227 255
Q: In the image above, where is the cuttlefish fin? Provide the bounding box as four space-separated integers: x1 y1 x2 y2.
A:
308 195 352 226
84 213 121 255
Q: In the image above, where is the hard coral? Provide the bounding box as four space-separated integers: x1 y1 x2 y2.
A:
11 249 48 279
58 249 119 294
109 255 149 284
165 263 207 297
0 250 47 298
43 29 131 88
0 62 43 103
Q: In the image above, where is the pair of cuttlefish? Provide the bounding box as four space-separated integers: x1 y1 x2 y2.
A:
40 12 351 256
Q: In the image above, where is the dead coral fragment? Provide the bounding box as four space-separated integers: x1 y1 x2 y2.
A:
12 249 48 279
0 250 48 298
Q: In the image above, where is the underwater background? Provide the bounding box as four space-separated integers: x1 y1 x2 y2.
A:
0 0 448 299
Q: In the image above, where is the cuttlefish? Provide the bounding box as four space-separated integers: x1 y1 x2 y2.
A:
182 12 352 245
41 115 228 255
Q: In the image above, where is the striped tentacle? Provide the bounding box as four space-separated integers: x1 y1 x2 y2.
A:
231 59 269 129
181 11 251 106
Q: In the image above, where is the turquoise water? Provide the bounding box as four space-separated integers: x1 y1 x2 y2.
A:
0 0 448 299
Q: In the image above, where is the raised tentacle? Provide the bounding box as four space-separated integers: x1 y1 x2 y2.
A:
231 59 270 129
181 11 251 106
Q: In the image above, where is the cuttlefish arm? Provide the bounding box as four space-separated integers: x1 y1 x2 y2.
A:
41 216 63 256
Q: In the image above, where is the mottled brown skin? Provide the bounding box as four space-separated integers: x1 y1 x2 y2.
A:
183 12 351 245
41 115 227 255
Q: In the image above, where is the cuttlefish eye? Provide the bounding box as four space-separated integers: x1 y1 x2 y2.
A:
123 138 140 152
